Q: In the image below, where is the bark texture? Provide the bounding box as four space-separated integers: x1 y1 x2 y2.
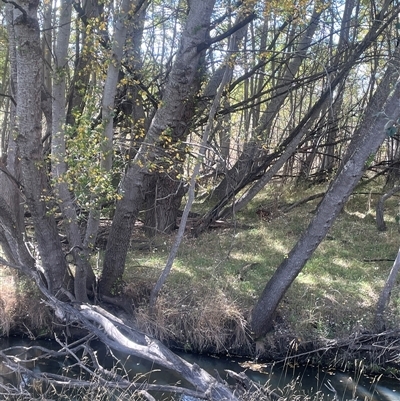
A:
51 0 95 302
12 0 69 294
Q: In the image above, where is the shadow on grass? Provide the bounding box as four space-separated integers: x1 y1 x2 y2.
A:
120 184 400 354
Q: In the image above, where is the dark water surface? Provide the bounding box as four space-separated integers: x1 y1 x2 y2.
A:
1 337 400 400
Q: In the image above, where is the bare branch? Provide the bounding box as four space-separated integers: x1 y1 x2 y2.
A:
0 92 16 106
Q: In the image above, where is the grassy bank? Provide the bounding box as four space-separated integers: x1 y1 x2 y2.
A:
1 182 400 369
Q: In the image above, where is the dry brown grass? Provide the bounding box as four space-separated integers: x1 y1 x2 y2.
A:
0 266 52 338
134 288 252 355
0 268 17 336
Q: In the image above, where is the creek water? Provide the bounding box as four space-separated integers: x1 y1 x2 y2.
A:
1 337 400 400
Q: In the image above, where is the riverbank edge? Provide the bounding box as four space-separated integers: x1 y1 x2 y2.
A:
2 302 400 379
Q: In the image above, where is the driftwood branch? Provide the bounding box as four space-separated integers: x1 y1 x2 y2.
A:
0 351 209 399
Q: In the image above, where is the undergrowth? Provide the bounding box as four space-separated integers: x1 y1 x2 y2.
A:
1 180 400 364
123 180 400 357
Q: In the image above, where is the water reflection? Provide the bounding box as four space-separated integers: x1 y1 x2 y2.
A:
1 337 400 400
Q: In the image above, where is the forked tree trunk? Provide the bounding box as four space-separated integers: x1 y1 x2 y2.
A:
376 186 400 231
143 3 256 237
251 54 400 337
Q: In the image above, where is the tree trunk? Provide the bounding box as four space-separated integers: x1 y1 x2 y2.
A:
82 0 132 252
195 1 400 234
375 186 400 232
317 0 356 181
143 2 256 236
374 247 400 331
12 0 69 294
0 4 34 269
51 0 95 302
374 250 400 332
100 0 217 296
149 39 235 309
251 56 400 338
143 172 184 236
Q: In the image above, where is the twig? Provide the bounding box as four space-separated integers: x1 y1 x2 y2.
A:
0 93 16 106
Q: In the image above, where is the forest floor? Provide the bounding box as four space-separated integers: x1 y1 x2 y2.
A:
1 179 400 373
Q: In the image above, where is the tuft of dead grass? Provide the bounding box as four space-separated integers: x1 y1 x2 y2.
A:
0 267 52 338
0 269 17 336
0 296 11 336
135 289 252 355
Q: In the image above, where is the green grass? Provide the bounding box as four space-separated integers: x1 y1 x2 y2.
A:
2 180 398 359
122 181 400 353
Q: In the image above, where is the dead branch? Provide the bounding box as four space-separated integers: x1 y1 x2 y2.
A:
282 192 325 213
0 345 210 399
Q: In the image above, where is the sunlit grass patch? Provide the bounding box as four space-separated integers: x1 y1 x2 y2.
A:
121 181 400 352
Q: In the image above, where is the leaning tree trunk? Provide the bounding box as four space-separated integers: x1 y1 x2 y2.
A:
99 0 217 296
195 1 400 234
374 247 400 332
11 0 69 294
251 53 400 338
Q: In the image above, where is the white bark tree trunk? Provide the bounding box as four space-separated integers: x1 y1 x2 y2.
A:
83 0 133 252
0 4 33 268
